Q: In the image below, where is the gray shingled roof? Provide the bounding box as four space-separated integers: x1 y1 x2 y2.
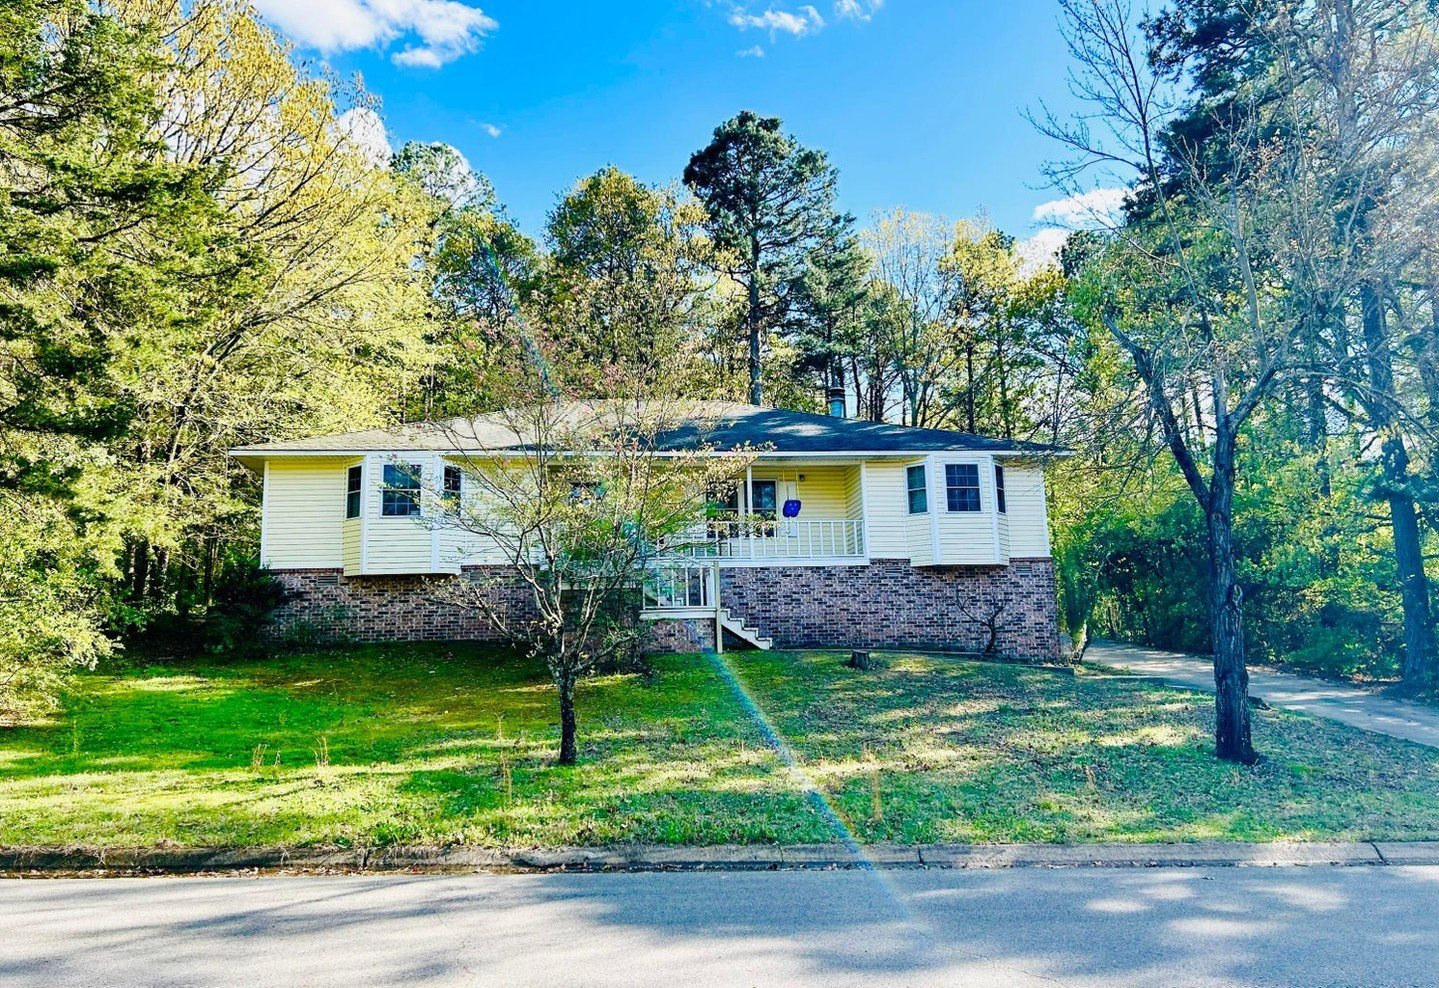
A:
230 401 1065 458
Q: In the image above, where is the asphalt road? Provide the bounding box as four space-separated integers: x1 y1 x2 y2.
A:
4 866 1438 986
1087 640 1439 749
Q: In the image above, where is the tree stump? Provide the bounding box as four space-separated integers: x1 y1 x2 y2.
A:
847 649 884 671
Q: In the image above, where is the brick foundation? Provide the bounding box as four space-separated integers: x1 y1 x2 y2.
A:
719 558 1060 660
269 567 538 643
269 557 1060 661
643 617 717 653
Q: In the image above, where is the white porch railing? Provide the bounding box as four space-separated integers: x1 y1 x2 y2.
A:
646 563 716 610
695 518 865 559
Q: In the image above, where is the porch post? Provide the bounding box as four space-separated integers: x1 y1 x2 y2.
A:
744 464 754 559
712 556 723 654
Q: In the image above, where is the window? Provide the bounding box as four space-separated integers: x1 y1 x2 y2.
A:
750 479 778 520
442 465 462 509
945 463 981 512
381 463 421 517
568 480 601 504
906 465 928 514
994 464 1006 514
706 481 740 518
345 466 362 519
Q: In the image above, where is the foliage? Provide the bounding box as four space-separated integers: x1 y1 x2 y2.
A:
1041 0 1439 699
429 377 752 764
4 0 1436 723
0 0 210 710
4 645 1438 846
195 562 296 659
1 0 440 706
684 111 856 405
107 0 437 621
540 167 723 393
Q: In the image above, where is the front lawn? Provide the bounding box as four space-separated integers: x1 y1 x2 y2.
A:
2 644 1437 848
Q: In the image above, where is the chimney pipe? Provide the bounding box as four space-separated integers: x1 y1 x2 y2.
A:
826 385 846 419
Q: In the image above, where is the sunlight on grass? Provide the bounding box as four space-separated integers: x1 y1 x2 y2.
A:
1 643 1437 849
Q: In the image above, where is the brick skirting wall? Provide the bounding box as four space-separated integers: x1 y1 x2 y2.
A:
269 557 1060 661
719 557 1060 660
643 617 717 653
269 567 538 643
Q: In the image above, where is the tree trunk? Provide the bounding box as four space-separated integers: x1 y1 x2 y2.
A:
557 670 578 765
747 243 763 406
131 538 150 602
1207 444 1256 764
965 347 977 434
1361 281 1436 683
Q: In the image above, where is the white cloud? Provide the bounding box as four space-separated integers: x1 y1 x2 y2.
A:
336 106 392 169
737 44 766 57
479 122 502 138
251 0 496 68
729 5 826 37
834 0 882 21
1032 187 1127 229
1015 228 1070 276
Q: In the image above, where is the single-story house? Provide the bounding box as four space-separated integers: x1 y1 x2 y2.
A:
230 401 1065 660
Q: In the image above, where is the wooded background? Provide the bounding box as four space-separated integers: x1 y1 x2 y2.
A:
3 0 1435 719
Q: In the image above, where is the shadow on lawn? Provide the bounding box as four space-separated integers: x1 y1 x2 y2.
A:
728 650 1439 844
4 644 1439 848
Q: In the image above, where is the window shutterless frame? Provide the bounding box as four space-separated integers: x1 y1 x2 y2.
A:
442 464 462 509
945 463 981 512
993 464 1006 514
906 464 928 514
381 463 422 517
345 465 362 519
750 479 778 519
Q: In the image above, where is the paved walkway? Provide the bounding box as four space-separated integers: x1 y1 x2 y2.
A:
1087 640 1439 749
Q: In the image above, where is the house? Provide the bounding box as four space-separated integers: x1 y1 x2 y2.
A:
230 401 1065 660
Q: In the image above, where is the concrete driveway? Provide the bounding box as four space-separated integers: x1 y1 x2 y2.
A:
4 867 1439 986
1087 641 1439 749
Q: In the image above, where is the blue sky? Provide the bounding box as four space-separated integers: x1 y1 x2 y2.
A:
254 1 1108 245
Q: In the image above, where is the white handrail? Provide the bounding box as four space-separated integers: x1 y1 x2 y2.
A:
688 518 865 559
645 563 715 609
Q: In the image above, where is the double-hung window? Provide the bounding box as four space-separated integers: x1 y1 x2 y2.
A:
906 465 928 514
381 463 422 517
994 464 1006 514
442 465 462 510
945 463 981 512
345 466 362 519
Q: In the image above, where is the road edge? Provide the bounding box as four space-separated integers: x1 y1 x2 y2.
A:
4 840 1438 876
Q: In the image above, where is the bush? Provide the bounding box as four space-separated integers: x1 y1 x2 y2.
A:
198 561 296 658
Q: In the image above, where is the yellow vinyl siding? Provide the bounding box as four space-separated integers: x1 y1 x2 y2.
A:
862 461 910 557
931 456 1003 565
341 517 361 574
262 457 349 570
1003 465 1051 557
363 454 435 575
750 465 852 520
256 449 1052 577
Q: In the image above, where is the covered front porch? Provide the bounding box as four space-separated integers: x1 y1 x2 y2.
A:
672 460 869 564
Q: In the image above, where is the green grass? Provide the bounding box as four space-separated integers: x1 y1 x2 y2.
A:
2 644 1437 848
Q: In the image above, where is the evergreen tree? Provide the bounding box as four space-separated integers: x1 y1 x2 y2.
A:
684 111 852 405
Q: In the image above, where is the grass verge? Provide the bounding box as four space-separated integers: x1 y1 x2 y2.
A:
1 643 1436 847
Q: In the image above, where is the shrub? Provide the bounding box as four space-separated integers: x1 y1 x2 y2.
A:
198 561 296 658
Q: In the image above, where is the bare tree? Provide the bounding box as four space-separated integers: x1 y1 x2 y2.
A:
429 395 749 765
1035 0 1328 763
864 210 965 427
